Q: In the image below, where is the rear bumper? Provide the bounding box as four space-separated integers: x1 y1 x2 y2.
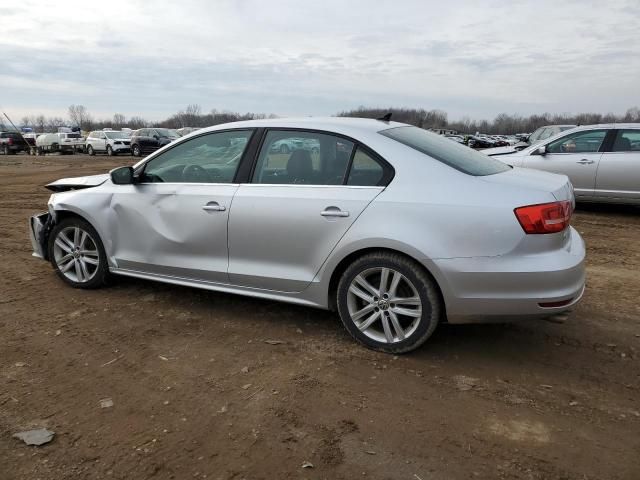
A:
29 212 51 260
435 227 586 324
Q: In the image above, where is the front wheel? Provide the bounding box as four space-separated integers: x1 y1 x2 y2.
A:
336 252 442 354
87 145 95 156
48 217 110 289
132 144 141 157
106 145 114 156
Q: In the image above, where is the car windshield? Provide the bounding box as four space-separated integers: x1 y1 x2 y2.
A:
155 128 179 139
381 126 510 176
104 132 128 139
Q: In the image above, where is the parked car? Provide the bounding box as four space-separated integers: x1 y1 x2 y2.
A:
485 123 640 204
444 135 465 144
485 125 578 155
28 118 585 353
466 135 496 149
130 128 180 157
36 132 84 155
86 131 131 156
0 131 29 154
176 127 201 137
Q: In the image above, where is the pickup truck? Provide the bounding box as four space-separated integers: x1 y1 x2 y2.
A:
0 132 29 154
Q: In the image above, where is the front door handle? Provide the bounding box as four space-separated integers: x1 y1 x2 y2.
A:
321 207 349 218
576 159 595 165
202 201 226 212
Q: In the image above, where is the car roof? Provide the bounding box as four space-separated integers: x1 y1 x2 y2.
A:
201 117 407 137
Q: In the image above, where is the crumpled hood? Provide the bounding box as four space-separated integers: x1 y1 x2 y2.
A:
482 145 520 156
45 173 110 192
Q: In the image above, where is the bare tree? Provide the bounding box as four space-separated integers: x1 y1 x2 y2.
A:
35 115 46 133
113 113 126 128
128 116 147 129
68 105 93 130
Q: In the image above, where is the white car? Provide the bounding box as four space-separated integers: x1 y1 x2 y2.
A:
486 124 640 204
86 131 131 156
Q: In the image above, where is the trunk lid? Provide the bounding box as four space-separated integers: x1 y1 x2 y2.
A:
479 166 574 203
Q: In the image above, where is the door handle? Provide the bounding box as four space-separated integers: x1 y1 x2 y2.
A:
202 202 226 212
321 208 349 218
576 159 595 165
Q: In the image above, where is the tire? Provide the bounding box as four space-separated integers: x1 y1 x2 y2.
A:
132 144 141 157
37 147 43 156
87 145 95 156
106 145 114 156
336 252 442 354
2 145 9 155
47 217 110 289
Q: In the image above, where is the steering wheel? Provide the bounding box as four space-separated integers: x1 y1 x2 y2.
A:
182 164 211 183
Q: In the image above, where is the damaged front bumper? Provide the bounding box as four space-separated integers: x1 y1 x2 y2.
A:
29 212 52 260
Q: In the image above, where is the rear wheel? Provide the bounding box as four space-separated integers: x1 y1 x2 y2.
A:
3 145 9 155
106 145 114 156
337 252 442 354
87 145 95 156
48 217 110 289
132 144 141 157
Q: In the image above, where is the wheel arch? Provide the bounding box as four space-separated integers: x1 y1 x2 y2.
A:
326 246 448 317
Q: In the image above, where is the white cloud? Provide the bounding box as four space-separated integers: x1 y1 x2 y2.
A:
2 0 638 121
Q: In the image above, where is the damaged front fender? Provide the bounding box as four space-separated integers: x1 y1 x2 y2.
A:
28 212 53 260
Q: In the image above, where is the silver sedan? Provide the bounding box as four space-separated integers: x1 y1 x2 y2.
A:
29 118 586 353
485 123 640 204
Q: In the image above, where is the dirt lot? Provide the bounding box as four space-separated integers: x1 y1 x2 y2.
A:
1 153 639 480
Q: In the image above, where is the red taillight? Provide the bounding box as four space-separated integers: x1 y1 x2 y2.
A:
514 200 572 234
7 137 13 145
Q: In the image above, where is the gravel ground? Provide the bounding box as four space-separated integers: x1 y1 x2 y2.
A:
1 154 639 479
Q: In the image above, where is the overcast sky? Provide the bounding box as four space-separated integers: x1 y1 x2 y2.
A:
2 0 639 123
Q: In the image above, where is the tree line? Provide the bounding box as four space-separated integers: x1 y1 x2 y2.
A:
337 106 640 134
5 104 640 135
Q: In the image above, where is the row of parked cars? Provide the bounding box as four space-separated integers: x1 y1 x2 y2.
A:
0 127 198 156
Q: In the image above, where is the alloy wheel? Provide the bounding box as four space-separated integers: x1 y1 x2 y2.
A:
52 226 100 283
346 267 422 344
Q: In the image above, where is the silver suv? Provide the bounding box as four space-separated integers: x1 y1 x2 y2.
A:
86 131 131 156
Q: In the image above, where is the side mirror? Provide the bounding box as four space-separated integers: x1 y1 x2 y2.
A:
534 145 547 156
110 166 134 185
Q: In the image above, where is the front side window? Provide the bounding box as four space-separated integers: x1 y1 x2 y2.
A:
141 130 253 183
252 130 354 185
381 126 510 176
611 129 640 152
546 130 607 154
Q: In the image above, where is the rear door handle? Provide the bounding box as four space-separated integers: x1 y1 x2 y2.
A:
321 207 349 218
576 159 595 164
202 201 226 212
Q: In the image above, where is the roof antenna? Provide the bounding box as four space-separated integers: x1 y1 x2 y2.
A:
377 112 392 122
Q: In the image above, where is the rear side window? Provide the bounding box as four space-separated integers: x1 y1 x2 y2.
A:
347 148 384 186
611 130 640 152
253 130 354 185
380 126 510 176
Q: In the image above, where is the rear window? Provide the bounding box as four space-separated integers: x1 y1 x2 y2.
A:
380 126 510 176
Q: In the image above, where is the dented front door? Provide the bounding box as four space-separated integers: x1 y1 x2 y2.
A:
109 183 238 283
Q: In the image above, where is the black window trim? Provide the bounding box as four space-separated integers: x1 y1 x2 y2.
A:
246 127 395 187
